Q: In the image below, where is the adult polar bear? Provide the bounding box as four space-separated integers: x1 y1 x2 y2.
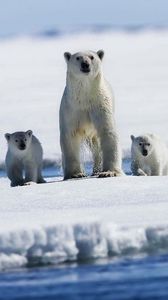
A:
59 50 123 179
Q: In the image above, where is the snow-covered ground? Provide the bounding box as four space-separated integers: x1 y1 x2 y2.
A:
0 175 168 270
0 30 168 270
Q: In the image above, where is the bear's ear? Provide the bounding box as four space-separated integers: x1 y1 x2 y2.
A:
97 50 104 60
130 135 135 141
64 52 71 62
5 133 11 141
26 130 33 137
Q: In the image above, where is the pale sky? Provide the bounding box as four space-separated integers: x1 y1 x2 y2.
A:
0 0 168 36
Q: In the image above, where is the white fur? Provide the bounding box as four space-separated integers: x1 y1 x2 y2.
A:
5 130 46 186
59 50 123 179
131 133 168 176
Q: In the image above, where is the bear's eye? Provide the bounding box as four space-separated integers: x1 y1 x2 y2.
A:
15 140 18 143
24 139 27 142
90 55 94 60
147 143 150 146
76 57 80 61
139 143 142 146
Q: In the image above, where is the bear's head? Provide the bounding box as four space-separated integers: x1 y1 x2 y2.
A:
5 130 33 152
131 134 153 157
64 50 104 79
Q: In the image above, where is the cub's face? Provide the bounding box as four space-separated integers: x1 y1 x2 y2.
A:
5 130 33 151
64 50 104 79
131 135 153 157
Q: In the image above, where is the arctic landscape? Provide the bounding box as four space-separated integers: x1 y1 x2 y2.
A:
0 30 168 270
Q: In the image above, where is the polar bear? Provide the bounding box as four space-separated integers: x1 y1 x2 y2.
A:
5 130 46 186
59 50 123 179
131 134 168 176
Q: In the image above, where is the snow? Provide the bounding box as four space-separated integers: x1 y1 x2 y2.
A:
0 30 168 270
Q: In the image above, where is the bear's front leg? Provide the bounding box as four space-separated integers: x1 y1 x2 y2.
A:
92 112 123 177
137 168 147 176
7 161 24 187
151 165 162 176
131 161 147 176
60 133 85 180
98 130 124 177
25 163 38 184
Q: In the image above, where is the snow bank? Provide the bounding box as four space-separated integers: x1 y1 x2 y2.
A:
0 176 168 270
1 222 168 270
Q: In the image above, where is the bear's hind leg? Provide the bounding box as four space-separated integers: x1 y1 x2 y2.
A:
88 136 102 176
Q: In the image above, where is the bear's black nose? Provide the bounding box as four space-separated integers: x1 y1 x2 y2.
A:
142 149 148 156
19 142 26 150
81 61 90 71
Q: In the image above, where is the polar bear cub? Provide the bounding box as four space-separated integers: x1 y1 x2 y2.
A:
59 50 123 179
131 134 168 176
5 130 46 186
